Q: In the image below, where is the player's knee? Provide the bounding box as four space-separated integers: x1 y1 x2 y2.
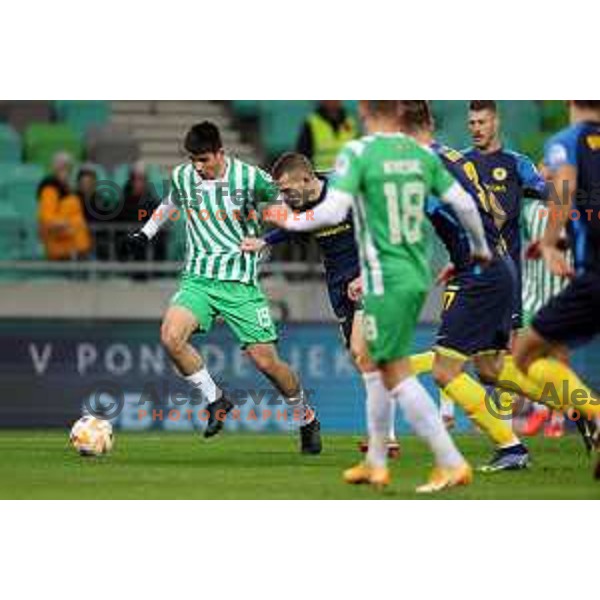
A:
475 363 501 385
512 335 538 374
247 345 279 374
513 347 532 374
432 362 458 388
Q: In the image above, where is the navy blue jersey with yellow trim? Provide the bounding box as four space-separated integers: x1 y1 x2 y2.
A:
264 175 360 284
463 147 547 270
544 121 600 274
427 141 506 272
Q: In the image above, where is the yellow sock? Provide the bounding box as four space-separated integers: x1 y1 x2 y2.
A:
443 373 518 447
528 358 600 419
497 355 545 402
410 351 434 375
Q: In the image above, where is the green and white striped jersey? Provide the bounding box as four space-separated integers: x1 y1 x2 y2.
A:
168 157 278 284
521 199 571 318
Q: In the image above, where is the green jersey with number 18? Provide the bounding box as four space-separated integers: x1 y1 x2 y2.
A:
330 133 458 295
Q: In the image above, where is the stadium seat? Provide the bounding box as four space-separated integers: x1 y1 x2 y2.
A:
259 101 316 160
0 124 21 163
343 100 360 121
0 204 24 260
498 101 541 143
231 100 261 119
432 101 468 129
23 123 83 169
86 125 139 170
0 101 53 133
54 101 111 134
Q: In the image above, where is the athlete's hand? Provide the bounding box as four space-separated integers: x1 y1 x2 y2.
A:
541 243 575 278
240 237 266 253
436 263 456 286
471 246 493 269
120 229 150 257
347 277 363 302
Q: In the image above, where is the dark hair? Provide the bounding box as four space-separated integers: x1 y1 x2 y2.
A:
469 100 497 113
398 101 433 131
184 121 223 154
271 152 314 179
573 100 600 111
362 100 400 118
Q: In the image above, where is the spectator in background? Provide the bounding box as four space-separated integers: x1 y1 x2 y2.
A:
296 101 358 171
116 161 166 269
75 163 111 260
38 152 91 261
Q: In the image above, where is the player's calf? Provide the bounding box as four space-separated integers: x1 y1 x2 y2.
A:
246 342 322 454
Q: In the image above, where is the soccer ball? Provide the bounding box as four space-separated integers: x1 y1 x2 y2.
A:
69 416 114 456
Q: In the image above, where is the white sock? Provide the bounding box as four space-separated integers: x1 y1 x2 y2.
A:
363 372 392 468
185 367 222 404
391 376 464 469
440 393 455 420
388 397 397 442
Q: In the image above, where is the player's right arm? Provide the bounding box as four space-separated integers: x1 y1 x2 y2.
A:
540 135 577 277
431 155 492 263
129 167 184 247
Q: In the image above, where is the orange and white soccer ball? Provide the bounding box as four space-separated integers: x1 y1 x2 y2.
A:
69 416 114 456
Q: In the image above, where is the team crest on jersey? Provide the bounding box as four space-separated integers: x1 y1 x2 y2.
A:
586 134 600 151
492 167 508 181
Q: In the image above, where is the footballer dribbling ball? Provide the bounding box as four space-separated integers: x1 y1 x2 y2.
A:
69 416 114 457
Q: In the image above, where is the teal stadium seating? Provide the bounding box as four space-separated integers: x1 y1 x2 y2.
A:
54 101 111 134
0 124 22 163
232 100 261 119
0 163 45 259
259 101 316 159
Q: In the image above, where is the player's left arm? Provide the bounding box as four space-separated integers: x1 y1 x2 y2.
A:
516 154 549 200
432 157 491 262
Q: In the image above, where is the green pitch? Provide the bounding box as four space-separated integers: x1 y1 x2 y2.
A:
0 431 598 499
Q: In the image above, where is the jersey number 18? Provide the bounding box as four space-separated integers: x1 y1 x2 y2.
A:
383 181 425 245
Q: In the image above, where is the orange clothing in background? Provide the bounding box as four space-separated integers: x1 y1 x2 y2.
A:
38 184 91 260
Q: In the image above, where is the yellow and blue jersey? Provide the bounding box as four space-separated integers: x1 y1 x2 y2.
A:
543 121 600 274
428 141 507 272
264 175 360 285
463 146 548 270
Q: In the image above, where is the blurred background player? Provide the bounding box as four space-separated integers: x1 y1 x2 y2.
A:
514 100 600 478
401 101 531 472
240 152 399 458
272 100 493 492
126 121 322 453
439 100 548 429
518 184 571 437
296 101 359 171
